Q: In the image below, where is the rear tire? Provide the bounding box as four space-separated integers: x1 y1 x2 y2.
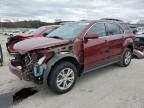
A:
48 61 77 94
118 48 132 67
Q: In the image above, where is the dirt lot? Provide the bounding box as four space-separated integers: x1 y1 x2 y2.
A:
1 34 144 108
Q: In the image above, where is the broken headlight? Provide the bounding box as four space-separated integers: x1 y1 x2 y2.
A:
32 51 53 77
37 56 46 65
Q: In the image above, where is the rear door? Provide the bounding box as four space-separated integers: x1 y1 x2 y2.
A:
105 23 124 60
84 22 109 69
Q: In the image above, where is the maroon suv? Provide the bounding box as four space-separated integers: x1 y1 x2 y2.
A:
9 19 135 94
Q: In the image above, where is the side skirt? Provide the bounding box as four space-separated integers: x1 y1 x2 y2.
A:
83 58 120 74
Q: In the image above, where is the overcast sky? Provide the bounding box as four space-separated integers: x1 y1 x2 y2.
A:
0 0 144 22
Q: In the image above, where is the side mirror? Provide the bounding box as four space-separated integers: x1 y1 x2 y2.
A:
84 32 98 40
43 32 48 37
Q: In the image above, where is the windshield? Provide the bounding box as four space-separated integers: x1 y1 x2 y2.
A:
30 27 45 35
47 22 89 39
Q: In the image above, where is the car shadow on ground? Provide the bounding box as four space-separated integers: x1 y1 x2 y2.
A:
76 64 122 85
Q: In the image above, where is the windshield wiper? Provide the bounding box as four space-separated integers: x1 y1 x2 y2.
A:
49 36 64 40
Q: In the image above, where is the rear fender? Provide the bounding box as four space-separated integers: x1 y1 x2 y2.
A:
123 38 134 50
120 38 134 59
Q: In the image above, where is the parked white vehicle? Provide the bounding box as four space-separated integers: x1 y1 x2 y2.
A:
7 31 21 36
136 27 144 34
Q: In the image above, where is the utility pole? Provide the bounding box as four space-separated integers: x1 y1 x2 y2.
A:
0 17 3 33
0 44 3 66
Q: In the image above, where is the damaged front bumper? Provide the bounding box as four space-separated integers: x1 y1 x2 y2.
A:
9 59 46 84
9 60 29 80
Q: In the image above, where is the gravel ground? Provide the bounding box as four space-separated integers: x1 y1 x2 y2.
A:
0 34 144 108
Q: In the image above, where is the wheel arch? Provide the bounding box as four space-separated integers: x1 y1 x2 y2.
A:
43 53 81 86
127 44 134 52
123 38 134 52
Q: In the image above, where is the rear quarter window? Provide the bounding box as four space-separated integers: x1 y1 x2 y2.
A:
106 23 123 35
120 23 132 33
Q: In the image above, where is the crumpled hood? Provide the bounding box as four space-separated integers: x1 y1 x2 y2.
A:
14 37 71 54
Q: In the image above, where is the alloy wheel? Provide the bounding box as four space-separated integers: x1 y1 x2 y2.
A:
124 51 132 65
56 68 75 90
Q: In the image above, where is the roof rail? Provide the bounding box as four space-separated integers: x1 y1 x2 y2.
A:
55 21 74 25
100 18 123 22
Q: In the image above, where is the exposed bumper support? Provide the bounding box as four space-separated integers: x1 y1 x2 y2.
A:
9 61 29 81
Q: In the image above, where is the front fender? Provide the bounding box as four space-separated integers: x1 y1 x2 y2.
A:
43 52 78 86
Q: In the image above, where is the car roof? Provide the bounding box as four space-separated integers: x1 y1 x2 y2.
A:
79 19 124 24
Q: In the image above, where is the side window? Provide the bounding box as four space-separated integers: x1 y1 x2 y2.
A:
119 26 124 34
106 23 122 35
88 23 106 37
121 23 132 33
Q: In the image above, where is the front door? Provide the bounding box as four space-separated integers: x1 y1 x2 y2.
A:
84 23 109 69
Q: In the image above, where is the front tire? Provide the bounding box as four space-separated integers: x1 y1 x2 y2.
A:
119 48 132 67
48 61 77 94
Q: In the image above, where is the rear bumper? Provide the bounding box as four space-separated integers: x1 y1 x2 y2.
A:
9 61 29 81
